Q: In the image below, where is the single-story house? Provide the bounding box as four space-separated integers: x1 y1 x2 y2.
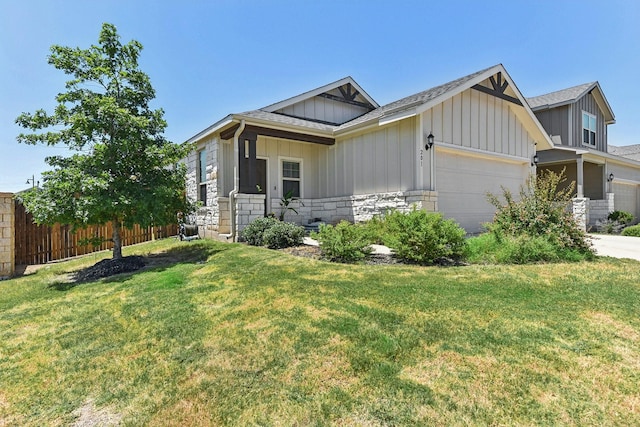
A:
528 82 640 226
184 63 558 240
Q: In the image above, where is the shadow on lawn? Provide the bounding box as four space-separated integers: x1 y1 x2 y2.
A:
49 242 228 291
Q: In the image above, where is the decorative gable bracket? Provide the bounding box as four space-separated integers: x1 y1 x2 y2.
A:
472 72 523 106
318 83 372 109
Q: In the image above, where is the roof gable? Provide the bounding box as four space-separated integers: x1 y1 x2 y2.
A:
260 77 378 126
527 82 615 124
335 64 554 150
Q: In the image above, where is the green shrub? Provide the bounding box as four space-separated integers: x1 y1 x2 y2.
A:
466 233 594 264
487 168 593 256
622 224 640 237
241 216 280 246
608 210 634 224
262 221 305 249
384 209 467 264
312 221 372 263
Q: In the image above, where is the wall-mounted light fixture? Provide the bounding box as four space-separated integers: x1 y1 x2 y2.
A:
608 173 614 182
531 154 539 166
425 132 434 150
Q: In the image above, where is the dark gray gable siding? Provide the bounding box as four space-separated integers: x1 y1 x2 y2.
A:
533 105 570 146
572 92 607 151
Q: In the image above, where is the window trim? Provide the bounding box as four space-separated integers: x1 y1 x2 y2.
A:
278 156 303 199
197 148 207 206
582 111 597 147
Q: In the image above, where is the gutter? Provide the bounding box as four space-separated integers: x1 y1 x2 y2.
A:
221 119 245 242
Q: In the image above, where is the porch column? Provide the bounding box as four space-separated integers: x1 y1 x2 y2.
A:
238 131 258 193
576 157 584 198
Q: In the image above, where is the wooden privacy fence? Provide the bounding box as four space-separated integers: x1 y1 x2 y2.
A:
14 200 178 266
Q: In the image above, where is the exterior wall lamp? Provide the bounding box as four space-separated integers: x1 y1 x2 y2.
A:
608 173 614 182
425 132 434 150
532 154 539 166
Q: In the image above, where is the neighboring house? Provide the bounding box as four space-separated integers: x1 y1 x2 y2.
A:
183 64 554 240
528 83 640 226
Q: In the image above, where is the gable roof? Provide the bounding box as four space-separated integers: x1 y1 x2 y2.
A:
187 64 555 151
609 144 640 161
261 76 379 113
335 65 497 131
527 82 615 124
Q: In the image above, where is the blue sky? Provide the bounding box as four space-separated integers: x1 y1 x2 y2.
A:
1 0 639 192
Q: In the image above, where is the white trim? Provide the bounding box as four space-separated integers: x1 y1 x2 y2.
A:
278 156 304 199
435 141 530 165
262 76 379 112
581 111 597 147
379 108 417 126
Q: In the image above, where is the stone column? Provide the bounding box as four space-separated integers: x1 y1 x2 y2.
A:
0 193 15 279
572 197 589 231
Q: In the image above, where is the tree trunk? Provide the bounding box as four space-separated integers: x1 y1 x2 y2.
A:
112 220 123 259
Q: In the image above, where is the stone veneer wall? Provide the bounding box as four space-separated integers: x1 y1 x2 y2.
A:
272 190 439 225
572 198 589 231
0 193 15 279
588 193 615 227
185 138 220 239
235 194 266 235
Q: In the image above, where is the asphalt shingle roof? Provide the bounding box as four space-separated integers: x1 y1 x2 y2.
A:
335 65 498 131
609 144 640 161
526 82 595 109
238 110 337 133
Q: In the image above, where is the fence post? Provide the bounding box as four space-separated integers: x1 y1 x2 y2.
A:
0 193 15 279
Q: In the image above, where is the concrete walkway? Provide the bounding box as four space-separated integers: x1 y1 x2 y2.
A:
588 234 640 261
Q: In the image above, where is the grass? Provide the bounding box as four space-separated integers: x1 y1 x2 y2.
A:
1 238 640 426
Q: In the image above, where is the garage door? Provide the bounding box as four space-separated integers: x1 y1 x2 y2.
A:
612 182 639 220
436 151 529 233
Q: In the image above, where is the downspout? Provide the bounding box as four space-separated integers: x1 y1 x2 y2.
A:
228 119 245 242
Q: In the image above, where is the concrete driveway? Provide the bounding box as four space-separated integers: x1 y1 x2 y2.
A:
588 234 640 261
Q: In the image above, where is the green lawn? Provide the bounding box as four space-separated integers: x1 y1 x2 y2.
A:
1 238 639 426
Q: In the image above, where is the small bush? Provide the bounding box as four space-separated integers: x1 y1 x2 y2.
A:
487 168 593 256
608 210 634 224
262 221 305 249
241 216 280 246
466 233 594 264
622 224 640 237
385 209 467 264
313 221 372 263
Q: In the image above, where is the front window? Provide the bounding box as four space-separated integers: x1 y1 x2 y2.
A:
282 160 301 198
582 112 596 146
198 149 207 206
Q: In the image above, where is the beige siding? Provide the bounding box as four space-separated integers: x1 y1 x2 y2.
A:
422 88 533 160
323 118 416 197
277 96 370 125
254 136 322 201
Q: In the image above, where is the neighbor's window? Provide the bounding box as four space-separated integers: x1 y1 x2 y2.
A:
282 160 301 198
582 112 596 146
198 149 207 206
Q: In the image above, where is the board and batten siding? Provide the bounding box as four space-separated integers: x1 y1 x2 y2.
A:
276 96 371 126
322 118 416 198
571 92 608 151
533 105 570 146
423 88 535 160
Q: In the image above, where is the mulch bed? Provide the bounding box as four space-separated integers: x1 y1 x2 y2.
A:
73 256 146 282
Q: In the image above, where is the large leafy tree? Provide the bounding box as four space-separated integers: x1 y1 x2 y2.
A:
16 23 191 259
